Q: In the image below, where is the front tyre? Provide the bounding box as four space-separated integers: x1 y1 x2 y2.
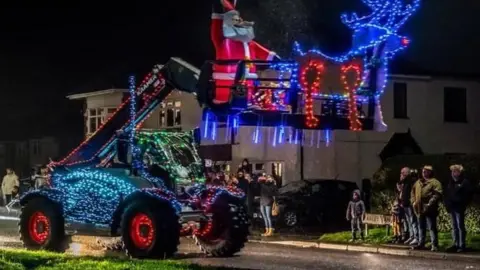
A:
194 198 249 257
121 200 180 259
19 197 70 252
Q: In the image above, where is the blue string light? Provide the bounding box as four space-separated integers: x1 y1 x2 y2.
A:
325 129 331 147
293 0 420 130
203 111 210 139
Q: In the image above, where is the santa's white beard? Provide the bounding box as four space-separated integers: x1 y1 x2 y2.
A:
223 25 255 42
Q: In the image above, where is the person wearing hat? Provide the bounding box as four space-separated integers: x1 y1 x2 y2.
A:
410 165 443 251
445 164 474 253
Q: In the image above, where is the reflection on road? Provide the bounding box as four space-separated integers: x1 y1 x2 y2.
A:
0 229 479 270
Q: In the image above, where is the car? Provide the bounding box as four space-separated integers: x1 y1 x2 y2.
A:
253 179 359 230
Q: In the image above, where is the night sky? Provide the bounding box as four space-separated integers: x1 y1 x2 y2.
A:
0 1 478 139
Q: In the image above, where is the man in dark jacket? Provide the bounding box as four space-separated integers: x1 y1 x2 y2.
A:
398 167 418 245
445 164 474 253
237 171 253 218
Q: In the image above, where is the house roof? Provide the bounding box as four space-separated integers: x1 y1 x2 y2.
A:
379 129 423 162
66 88 128 100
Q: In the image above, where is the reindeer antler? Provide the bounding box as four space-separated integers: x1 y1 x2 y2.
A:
341 0 420 31
392 0 421 30
341 0 391 29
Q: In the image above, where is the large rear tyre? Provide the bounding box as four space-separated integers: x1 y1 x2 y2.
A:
19 197 70 252
121 200 180 259
193 198 249 257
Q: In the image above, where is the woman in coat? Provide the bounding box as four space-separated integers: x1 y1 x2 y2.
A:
259 174 277 236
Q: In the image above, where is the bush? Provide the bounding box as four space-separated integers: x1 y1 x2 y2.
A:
371 190 480 233
371 189 395 214
438 204 480 234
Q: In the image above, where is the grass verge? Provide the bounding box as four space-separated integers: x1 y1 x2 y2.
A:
0 249 225 270
319 228 480 251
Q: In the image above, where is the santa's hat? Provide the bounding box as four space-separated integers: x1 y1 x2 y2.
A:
221 0 237 11
221 0 239 22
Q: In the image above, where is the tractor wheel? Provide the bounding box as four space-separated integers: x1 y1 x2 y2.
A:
19 197 71 252
193 198 249 257
121 200 180 259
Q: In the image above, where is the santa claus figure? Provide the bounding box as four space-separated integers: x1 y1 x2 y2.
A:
211 0 278 105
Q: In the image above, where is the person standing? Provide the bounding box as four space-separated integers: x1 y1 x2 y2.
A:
398 167 419 245
259 175 277 237
2 168 19 205
445 164 474 253
411 165 443 251
238 158 252 175
346 189 366 242
34 166 49 189
236 171 253 217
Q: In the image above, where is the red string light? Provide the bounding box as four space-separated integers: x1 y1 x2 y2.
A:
51 71 165 167
341 63 362 131
300 60 323 128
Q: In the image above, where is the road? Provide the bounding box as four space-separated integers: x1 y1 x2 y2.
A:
0 229 479 270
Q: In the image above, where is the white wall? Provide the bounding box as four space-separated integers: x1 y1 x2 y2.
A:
85 92 124 109
78 75 480 187
382 76 480 154
304 75 480 188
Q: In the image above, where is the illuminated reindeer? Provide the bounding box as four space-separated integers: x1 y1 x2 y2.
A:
295 0 421 131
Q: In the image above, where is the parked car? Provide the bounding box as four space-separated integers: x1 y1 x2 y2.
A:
253 179 359 230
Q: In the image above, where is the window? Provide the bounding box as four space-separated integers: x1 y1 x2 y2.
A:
272 162 283 177
393 82 408 118
86 107 117 134
159 101 182 128
444 87 467 122
174 101 181 126
255 163 264 171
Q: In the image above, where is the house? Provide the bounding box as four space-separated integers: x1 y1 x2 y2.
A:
302 73 480 187
67 73 480 188
0 137 60 177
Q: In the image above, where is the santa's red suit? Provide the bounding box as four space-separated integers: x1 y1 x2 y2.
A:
211 0 277 104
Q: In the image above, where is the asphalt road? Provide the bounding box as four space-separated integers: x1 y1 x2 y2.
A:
178 241 480 270
0 231 478 270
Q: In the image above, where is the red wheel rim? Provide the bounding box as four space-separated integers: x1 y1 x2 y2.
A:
28 211 50 244
130 213 155 249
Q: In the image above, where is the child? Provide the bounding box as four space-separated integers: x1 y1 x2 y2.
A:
390 198 404 243
346 189 365 242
